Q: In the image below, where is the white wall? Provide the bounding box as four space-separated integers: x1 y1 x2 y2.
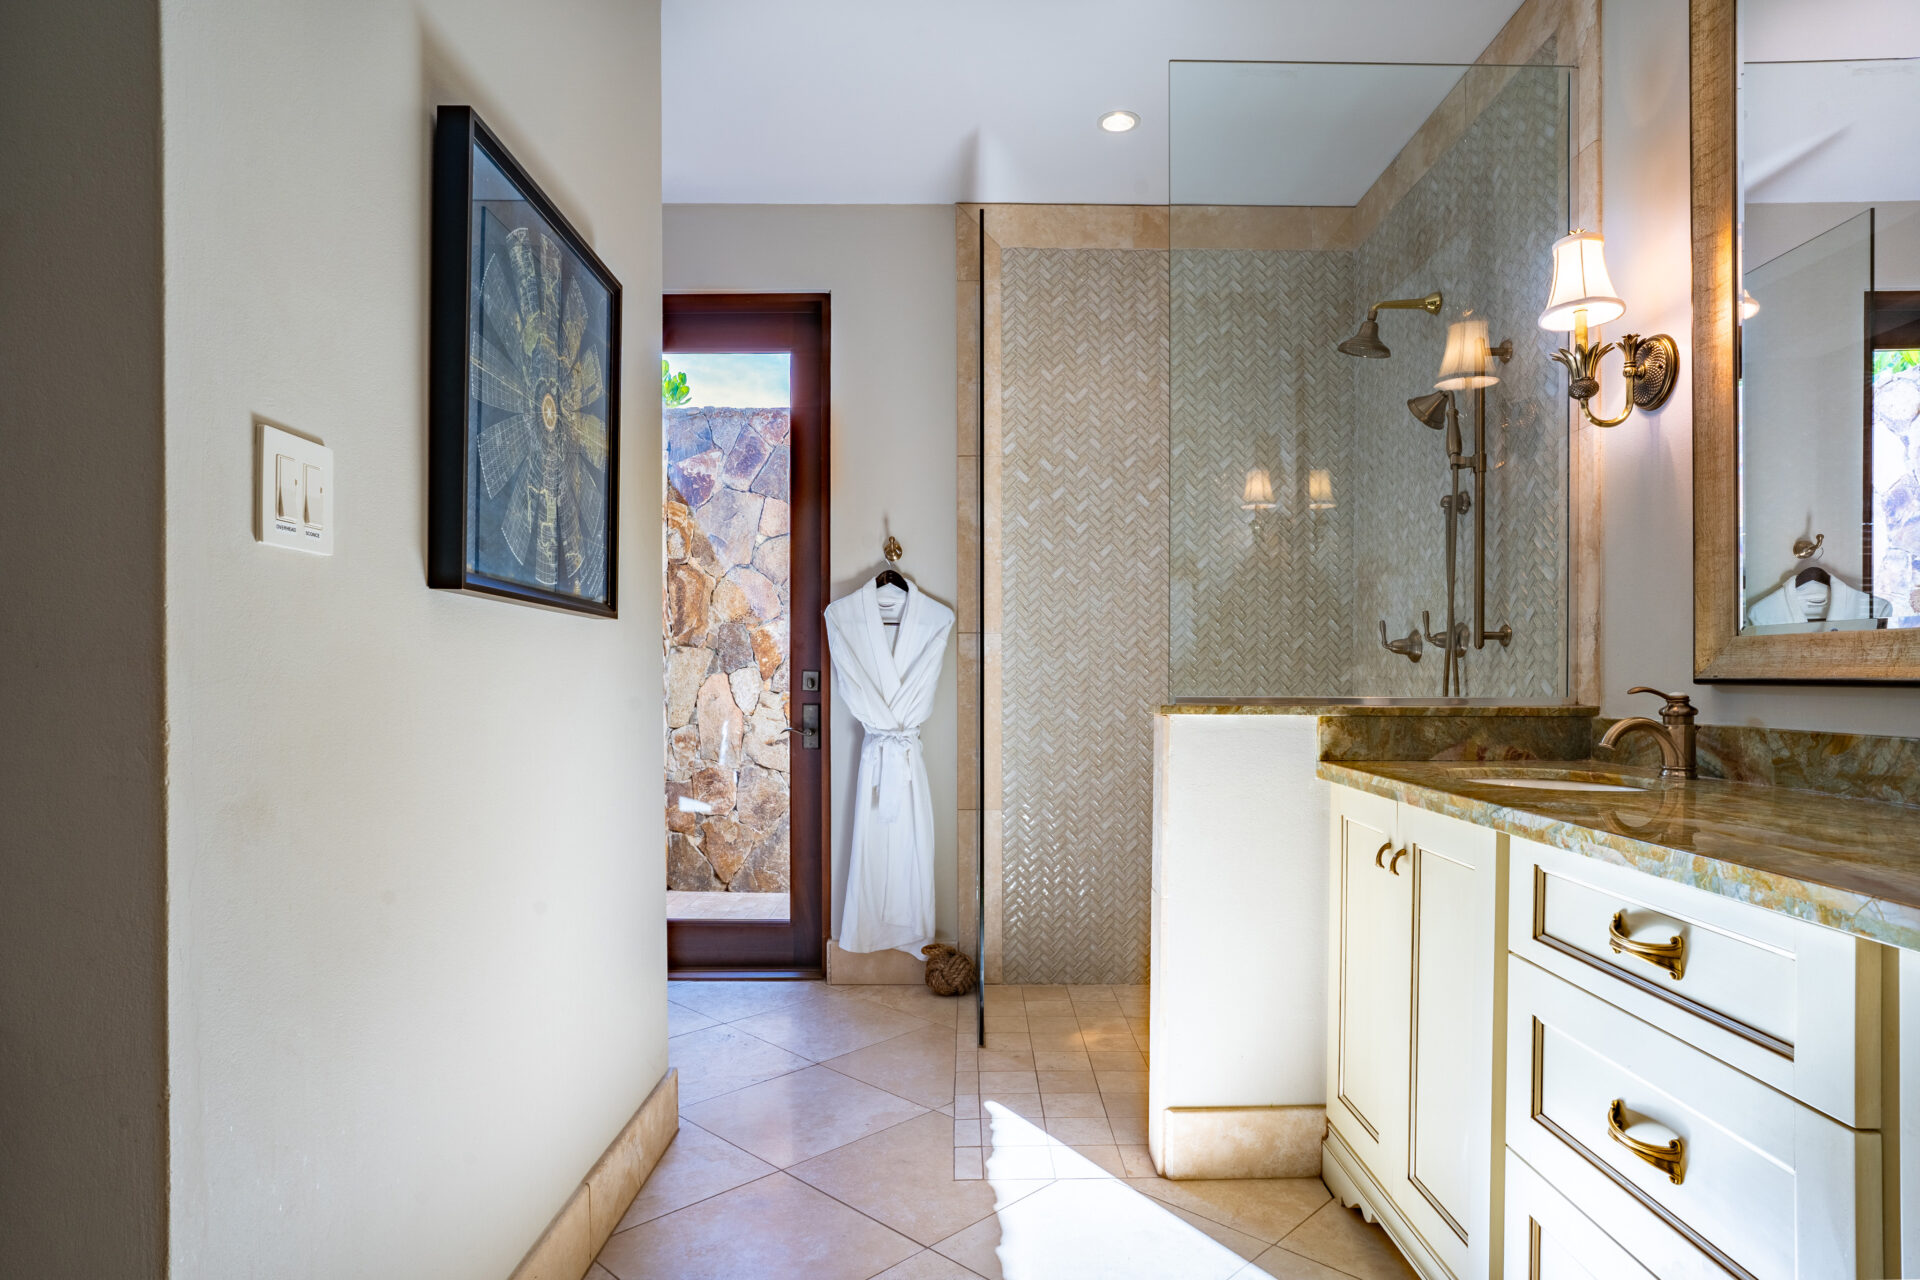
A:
160 2 665 1276
1598 0 1920 732
663 205 961 944
0 2 167 1273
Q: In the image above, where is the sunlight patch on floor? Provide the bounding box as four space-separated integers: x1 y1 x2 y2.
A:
981 1101 1273 1280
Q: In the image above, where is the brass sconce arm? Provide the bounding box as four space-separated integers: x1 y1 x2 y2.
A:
1552 315 1680 428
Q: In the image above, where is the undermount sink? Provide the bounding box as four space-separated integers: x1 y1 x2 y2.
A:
1467 776 1647 794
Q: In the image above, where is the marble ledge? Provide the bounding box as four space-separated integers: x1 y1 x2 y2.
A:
1160 701 1598 718
1320 759 1920 954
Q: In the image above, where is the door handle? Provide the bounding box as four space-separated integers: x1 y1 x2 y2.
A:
1608 910 1685 980
1607 1098 1685 1184
1375 840 1392 869
1388 846 1408 876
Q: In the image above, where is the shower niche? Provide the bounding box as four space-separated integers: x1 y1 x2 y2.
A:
1167 60 1575 702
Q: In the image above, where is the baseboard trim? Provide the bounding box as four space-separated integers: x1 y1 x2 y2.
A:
507 1067 679 1280
825 939 930 985
1157 1105 1325 1179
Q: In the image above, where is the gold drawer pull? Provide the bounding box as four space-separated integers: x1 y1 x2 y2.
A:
1389 846 1407 875
1376 840 1392 869
1607 1098 1684 1184
1608 910 1685 979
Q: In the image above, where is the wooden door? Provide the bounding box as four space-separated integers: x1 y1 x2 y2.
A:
1328 786 1410 1169
663 294 829 975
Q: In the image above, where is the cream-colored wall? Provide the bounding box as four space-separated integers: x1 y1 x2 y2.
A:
160 2 665 1276
663 204 961 946
1599 0 1920 731
0 2 167 1274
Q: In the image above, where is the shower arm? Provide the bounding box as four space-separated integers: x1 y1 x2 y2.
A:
1368 293 1444 322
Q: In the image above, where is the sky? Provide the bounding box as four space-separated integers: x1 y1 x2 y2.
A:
668 352 791 408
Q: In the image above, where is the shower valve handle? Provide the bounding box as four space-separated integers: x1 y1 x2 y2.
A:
1379 620 1423 663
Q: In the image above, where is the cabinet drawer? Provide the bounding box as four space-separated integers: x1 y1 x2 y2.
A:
1504 1147 1697 1280
1507 959 1881 1280
1509 837 1881 1127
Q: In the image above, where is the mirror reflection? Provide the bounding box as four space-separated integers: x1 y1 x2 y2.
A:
1736 2 1920 635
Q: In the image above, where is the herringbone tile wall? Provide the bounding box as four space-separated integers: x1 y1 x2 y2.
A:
1169 249 1357 697
1349 65 1571 699
999 248 1168 985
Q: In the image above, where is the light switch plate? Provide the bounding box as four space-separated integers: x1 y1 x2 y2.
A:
258 422 333 555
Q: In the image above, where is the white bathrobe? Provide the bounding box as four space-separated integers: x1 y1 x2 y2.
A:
825 578 954 956
1746 575 1891 627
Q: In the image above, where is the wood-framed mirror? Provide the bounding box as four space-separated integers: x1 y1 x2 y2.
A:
1691 0 1920 682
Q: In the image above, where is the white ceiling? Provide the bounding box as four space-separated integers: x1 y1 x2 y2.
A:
662 0 1532 205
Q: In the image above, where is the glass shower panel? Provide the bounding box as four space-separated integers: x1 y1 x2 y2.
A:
1168 61 1573 701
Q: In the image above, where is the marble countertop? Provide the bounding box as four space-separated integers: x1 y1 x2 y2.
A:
1161 701 1598 717
1319 759 1920 952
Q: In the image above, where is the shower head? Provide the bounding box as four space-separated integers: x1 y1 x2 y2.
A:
1336 317 1390 359
1333 292 1445 359
1407 390 1452 430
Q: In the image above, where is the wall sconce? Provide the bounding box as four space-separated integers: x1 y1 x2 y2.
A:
1436 316 1505 391
1241 466 1275 512
1539 230 1678 427
1740 288 1761 320
1307 468 1335 511
1241 466 1276 541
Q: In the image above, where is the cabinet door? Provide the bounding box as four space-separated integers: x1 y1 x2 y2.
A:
1327 786 1409 1170
1396 801 1501 1280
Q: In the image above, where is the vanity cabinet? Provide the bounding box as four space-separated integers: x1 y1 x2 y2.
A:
1326 783 1894 1280
1324 786 1502 1280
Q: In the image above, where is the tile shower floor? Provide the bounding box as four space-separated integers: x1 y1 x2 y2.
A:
592 980 1416 1280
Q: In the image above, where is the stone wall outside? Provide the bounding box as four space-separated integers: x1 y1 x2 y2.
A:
663 406 791 891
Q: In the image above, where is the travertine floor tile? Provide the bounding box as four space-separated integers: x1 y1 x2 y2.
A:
597 1172 917 1280
1039 1092 1105 1118
1042 1115 1113 1145
683 1065 926 1167
1035 1069 1096 1093
822 1023 957 1107
1271 1200 1419 1279
953 1118 983 1147
1032 1050 1090 1071
666 979 824 1023
873 1249 990 1280
1054 1144 1125 1178
1125 1177 1330 1245
791 1111 1047 1246
1235 1245 1354 1279
932 1178 1255 1280
851 983 968 1028
979 1069 1038 1093
735 992 931 1061
669 1025 810 1107
614 1120 775 1232
1117 1144 1157 1177
667 1000 718 1038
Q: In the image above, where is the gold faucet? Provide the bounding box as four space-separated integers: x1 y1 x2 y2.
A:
1598 687 1699 779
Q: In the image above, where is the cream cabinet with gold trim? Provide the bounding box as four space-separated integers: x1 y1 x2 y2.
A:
1324 786 1502 1280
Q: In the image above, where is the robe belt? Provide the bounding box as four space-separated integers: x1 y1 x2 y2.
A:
864 727 921 823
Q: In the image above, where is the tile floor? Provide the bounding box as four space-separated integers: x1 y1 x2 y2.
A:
596 980 1416 1280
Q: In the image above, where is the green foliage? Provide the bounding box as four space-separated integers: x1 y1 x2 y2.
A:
662 357 691 406
1874 349 1920 377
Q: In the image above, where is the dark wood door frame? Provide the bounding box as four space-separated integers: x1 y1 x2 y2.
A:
664 293 830 977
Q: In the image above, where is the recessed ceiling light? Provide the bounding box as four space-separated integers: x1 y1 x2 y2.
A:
1098 110 1139 133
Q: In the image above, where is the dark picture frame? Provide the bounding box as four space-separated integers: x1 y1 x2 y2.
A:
429 106 623 616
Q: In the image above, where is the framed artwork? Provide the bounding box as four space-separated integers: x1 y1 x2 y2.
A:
429 105 622 616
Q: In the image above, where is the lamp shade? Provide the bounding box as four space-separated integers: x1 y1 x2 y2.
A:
1241 466 1275 510
1436 317 1500 390
1538 230 1626 330
1307 468 1335 510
